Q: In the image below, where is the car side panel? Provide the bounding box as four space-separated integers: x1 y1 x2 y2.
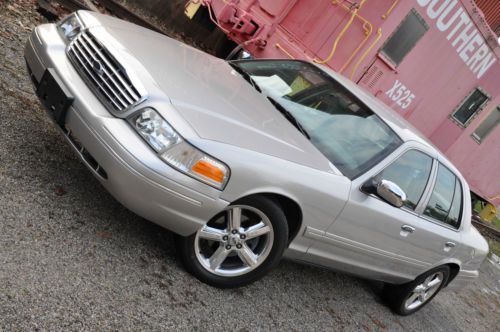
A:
189 137 352 258
302 142 466 283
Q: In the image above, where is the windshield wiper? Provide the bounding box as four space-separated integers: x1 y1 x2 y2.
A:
267 96 310 140
228 63 309 139
228 63 261 92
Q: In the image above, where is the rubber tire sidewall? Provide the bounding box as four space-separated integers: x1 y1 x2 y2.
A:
386 265 450 316
176 196 289 288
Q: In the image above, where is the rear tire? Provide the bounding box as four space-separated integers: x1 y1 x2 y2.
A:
385 266 450 315
176 196 288 288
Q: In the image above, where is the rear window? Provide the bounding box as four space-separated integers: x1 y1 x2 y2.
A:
423 163 463 228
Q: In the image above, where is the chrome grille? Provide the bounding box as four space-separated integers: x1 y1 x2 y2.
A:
67 31 142 112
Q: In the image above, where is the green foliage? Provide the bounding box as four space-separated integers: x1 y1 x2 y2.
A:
493 216 500 230
487 239 500 258
473 200 483 213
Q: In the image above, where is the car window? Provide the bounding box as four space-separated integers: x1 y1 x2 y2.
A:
446 178 463 228
423 163 462 228
234 60 403 179
375 150 433 210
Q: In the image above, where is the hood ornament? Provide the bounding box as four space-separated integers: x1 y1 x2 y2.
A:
92 59 104 76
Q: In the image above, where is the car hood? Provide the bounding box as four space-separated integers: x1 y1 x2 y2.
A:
86 19 335 172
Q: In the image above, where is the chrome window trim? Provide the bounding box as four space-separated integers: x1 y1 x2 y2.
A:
417 214 461 233
414 157 438 215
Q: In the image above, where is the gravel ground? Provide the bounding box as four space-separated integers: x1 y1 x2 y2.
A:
1 1 499 330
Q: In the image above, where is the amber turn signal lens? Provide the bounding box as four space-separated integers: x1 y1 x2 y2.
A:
191 160 225 183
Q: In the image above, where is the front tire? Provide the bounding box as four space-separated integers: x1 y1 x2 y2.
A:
386 266 450 315
176 196 289 288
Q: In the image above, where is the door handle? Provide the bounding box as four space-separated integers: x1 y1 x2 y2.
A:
401 225 415 233
445 242 456 248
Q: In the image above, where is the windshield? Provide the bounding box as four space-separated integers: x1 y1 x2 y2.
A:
234 60 403 179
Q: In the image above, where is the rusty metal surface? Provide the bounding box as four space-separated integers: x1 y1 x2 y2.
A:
474 0 500 36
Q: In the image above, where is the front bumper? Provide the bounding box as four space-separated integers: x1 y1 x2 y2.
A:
24 24 229 236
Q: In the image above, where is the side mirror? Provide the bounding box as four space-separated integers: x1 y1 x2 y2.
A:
360 177 378 194
361 178 407 208
377 180 407 208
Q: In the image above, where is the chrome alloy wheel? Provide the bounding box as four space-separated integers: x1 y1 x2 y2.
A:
194 205 274 277
404 271 444 311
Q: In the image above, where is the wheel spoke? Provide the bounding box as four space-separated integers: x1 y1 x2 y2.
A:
198 226 226 242
405 273 444 310
423 275 434 287
238 244 258 267
427 276 441 289
244 222 271 240
407 292 420 305
209 245 230 270
228 207 242 230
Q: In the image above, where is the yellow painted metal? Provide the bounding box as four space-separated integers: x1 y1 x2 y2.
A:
339 15 374 73
314 0 367 65
479 203 497 223
275 43 296 59
382 0 401 20
336 1 372 36
350 28 382 80
361 21 371 36
185 1 202 19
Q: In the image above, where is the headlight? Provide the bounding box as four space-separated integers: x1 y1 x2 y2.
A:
134 108 230 189
57 13 83 42
135 109 182 151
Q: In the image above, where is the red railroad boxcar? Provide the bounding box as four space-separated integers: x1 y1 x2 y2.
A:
186 0 500 207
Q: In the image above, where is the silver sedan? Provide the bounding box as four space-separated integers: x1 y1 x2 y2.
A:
24 11 489 315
